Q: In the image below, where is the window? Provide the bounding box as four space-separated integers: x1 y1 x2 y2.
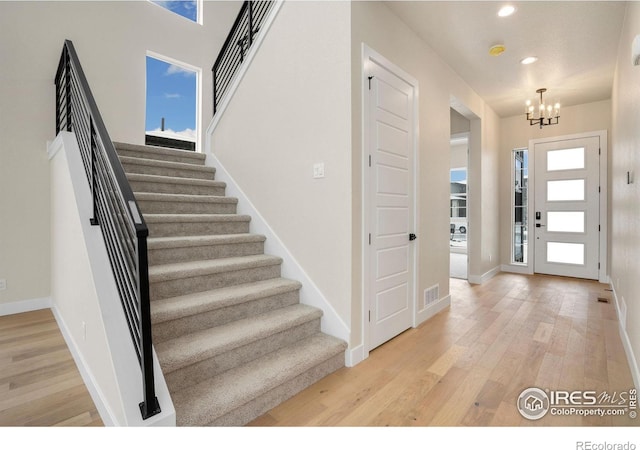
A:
145 55 198 150
512 149 528 264
450 169 467 218
150 0 201 24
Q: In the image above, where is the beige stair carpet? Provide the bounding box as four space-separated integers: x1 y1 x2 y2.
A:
115 142 346 426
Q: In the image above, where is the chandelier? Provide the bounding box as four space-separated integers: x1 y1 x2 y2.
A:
525 88 560 128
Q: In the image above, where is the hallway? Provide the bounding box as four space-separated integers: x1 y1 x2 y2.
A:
250 273 636 426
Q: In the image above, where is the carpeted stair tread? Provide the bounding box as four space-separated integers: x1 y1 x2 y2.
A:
149 254 282 282
115 142 205 165
151 278 301 325
127 172 226 189
148 233 266 250
171 333 347 426
119 155 216 175
156 304 322 374
144 213 251 224
135 192 238 205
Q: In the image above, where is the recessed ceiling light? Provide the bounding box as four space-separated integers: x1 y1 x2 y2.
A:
498 5 516 17
521 56 538 65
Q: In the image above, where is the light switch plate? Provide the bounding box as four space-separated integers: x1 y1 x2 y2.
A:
313 163 325 178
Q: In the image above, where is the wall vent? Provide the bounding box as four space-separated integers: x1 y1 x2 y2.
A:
424 284 439 308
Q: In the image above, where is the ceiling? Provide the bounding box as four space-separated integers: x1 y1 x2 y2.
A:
384 1 628 118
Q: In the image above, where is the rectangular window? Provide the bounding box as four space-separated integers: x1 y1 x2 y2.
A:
547 242 585 265
547 211 585 233
547 147 585 171
547 179 585 201
150 0 201 24
511 149 528 264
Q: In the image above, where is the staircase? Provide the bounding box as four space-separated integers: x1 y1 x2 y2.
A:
115 142 347 426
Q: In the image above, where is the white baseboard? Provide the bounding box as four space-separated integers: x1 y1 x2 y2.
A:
346 344 364 367
609 281 640 391
500 264 532 275
50 306 117 426
468 265 500 284
417 294 451 325
0 297 51 316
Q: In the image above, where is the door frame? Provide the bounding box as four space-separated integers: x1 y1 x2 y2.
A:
361 44 420 358
528 130 608 283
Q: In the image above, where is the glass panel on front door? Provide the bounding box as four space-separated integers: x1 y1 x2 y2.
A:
547 147 585 171
547 211 585 233
547 179 585 201
547 242 585 265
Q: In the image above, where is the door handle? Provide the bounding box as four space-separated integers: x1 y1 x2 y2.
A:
535 224 545 228
409 233 417 241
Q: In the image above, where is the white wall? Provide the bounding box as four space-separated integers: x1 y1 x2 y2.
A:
0 0 241 307
209 2 353 330
499 100 612 268
611 3 640 388
351 2 501 349
49 133 174 426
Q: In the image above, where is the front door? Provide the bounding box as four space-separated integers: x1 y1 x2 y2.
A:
367 56 416 350
533 136 600 279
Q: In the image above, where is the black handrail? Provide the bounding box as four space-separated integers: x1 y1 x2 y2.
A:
54 40 160 420
212 0 274 114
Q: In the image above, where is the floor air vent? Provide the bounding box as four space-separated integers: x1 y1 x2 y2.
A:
424 284 439 308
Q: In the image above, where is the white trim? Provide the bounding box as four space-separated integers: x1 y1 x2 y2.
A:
0 297 51 316
609 280 640 390
500 263 533 275
416 295 451 325
362 44 420 359
206 0 284 138
528 130 608 282
203 151 350 347
145 51 202 153
346 344 365 368
468 265 501 285
50 305 117 426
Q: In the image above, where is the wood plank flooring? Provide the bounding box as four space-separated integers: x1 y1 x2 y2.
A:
0 309 103 426
249 273 637 426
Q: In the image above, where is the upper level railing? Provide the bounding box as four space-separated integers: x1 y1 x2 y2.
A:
212 0 274 114
54 40 160 420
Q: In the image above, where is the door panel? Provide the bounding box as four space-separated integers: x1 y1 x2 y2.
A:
368 60 415 350
533 137 600 279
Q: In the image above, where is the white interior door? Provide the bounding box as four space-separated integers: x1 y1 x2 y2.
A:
367 58 416 350
533 137 600 279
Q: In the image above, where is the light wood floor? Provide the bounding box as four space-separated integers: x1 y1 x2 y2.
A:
249 273 637 426
0 309 103 426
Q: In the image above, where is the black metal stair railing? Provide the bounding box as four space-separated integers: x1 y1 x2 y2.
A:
54 39 160 420
212 0 274 115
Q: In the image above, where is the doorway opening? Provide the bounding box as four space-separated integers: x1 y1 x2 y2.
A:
145 53 200 151
449 106 470 280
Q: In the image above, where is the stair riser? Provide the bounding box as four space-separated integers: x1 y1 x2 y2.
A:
152 289 300 343
204 352 345 426
138 200 237 215
150 265 281 300
149 241 264 265
121 162 215 180
147 220 250 237
165 318 321 392
117 149 204 165
129 180 225 196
